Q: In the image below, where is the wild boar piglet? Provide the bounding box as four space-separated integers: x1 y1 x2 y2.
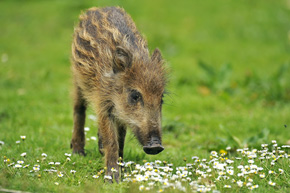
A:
70 6 168 181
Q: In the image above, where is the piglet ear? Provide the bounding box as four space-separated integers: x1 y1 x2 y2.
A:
151 48 163 64
113 46 132 73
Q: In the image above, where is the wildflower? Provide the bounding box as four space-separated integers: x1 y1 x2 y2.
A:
279 169 284 174
17 160 24 164
92 175 99 179
55 162 61 165
158 189 163 192
135 175 144 182
214 163 226 170
227 169 234 175
49 162 54 165
84 127 90 131
246 182 252 187
211 151 218 157
57 173 64 177
219 149 227 155
20 152 26 157
248 160 254 164
117 162 124 166
260 173 265 179
261 144 268 148
14 164 22 168
66 157 71 161
33 167 40 172
252 185 259 189
54 182 59 185
192 156 199 160
70 170 76 174
237 165 244 169
91 136 97 141
268 170 274 174
42 153 47 157
20 136 26 140
16 141 21 144
282 145 290 148
226 159 234 164
268 181 276 186
0 141 4 145
237 180 243 187
104 175 112 180
111 167 117 172
224 185 231 188
64 153 71 157
152 161 160 166
139 185 145 191
23 164 29 168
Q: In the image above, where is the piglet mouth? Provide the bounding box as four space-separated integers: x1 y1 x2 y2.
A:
143 136 164 155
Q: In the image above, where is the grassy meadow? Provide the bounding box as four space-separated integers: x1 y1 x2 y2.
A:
1 0 290 192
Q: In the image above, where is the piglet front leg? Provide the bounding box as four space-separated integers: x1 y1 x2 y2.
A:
98 114 120 182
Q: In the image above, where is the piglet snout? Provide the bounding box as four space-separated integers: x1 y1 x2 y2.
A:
143 136 164 155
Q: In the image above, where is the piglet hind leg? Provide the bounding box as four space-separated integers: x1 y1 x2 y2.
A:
71 87 87 156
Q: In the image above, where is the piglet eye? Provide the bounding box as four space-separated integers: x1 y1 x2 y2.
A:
129 90 142 104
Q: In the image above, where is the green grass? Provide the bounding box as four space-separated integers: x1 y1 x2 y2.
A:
0 0 290 192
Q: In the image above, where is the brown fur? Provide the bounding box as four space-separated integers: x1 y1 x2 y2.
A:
70 6 167 181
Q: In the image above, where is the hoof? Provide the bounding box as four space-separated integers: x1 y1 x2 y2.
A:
71 142 86 156
72 149 86 156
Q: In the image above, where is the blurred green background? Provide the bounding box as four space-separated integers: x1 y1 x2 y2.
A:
1 0 290 166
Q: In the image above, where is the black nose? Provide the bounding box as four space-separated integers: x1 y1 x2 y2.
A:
143 144 164 155
143 136 164 155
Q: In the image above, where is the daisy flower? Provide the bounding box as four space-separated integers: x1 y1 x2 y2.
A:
237 180 243 187
111 167 117 172
139 185 145 191
224 185 231 188
268 181 276 186
14 164 22 168
33 167 40 172
90 136 97 141
41 153 47 157
104 175 112 180
92 175 99 179
259 173 265 178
